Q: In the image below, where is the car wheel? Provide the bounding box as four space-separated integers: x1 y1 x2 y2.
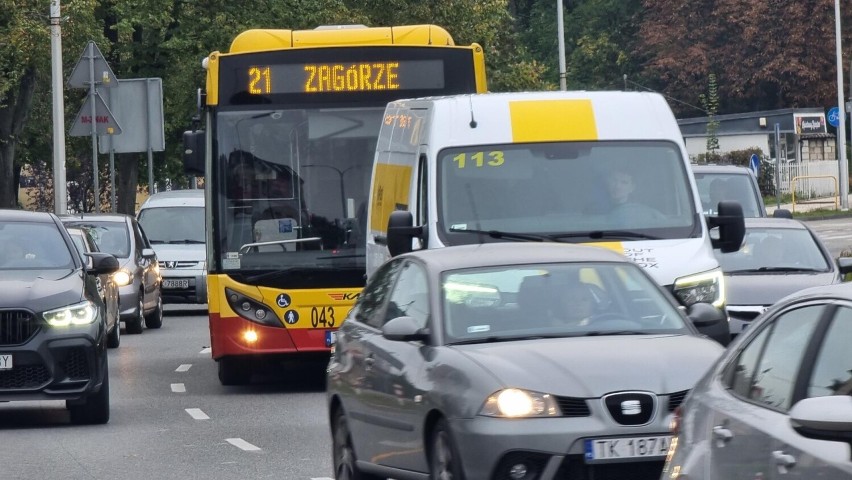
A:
106 314 121 348
68 361 110 425
429 418 465 480
126 293 145 334
145 294 163 329
217 357 251 386
332 408 380 480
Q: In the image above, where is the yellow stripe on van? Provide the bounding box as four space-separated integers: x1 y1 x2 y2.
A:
581 241 624 255
370 163 413 231
509 99 597 142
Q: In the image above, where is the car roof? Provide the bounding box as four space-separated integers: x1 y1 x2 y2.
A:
59 213 133 223
0 209 58 223
742 217 809 230
139 189 205 209
399 243 631 272
691 164 755 175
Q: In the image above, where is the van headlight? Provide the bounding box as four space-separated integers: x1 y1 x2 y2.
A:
673 269 725 308
44 301 98 326
480 388 560 417
113 269 132 286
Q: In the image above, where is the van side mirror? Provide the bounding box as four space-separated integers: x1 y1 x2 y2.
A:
183 130 205 176
386 210 423 257
708 201 745 253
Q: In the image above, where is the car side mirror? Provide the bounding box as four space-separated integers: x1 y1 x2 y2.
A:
183 130 205 176
708 201 745 253
789 396 852 444
836 256 852 277
142 248 156 259
382 316 429 342
772 208 793 219
86 252 120 275
386 210 423 257
687 302 731 346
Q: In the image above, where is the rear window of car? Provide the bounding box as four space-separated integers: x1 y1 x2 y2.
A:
693 171 764 217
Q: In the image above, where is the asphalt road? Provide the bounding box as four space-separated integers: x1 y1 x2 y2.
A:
0 306 335 480
802 215 852 258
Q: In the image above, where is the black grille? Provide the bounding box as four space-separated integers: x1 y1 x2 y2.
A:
555 396 592 417
556 455 664 480
667 390 689 412
0 364 50 389
494 451 550 480
61 348 90 380
0 310 40 345
603 392 655 426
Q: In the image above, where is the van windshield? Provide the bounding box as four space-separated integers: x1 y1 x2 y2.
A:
138 206 206 244
437 140 699 244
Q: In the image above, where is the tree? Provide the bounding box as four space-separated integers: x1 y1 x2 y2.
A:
699 73 720 157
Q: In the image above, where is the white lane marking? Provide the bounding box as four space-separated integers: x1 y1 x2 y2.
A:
226 438 261 451
176 364 192 372
171 383 186 393
186 408 210 420
820 234 852 240
200 347 212 355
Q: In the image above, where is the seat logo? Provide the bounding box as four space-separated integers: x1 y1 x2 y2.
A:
621 400 641 415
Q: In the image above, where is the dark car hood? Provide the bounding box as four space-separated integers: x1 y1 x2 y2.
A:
453 334 723 398
725 272 839 306
0 268 85 312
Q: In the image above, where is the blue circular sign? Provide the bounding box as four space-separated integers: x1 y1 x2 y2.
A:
828 107 840 128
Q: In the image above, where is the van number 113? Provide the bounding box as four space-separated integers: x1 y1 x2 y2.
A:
452 151 505 169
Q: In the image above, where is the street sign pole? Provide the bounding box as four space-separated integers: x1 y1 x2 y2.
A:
50 0 67 214
835 0 849 209
775 123 782 209
87 42 100 212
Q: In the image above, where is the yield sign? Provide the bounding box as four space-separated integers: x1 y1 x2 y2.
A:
68 41 118 89
69 91 122 136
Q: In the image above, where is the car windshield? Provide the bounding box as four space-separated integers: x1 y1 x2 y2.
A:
693 170 763 217
716 227 830 272
66 221 131 258
138 206 205 244
437 140 698 245
441 262 689 344
0 221 75 270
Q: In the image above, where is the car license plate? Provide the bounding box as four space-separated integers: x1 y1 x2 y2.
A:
325 330 337 347
584 435 671 462
163 279 190 289
0 354 12 370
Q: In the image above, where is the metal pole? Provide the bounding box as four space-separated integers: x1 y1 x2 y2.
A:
88 42 100 212
836 0 849 209
50 0 67 214
146 79 154 196
775 123 782 209
557 0 567 91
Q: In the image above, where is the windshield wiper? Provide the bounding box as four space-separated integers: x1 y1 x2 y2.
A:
581 330 650 337
448 335 556 345
552 230 660 240
449 227 555 242
170 239 205 244
755 266 824 273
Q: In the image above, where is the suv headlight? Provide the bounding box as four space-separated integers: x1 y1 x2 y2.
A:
113 269 132 286
673 269 725 308
480 388 560 417
44 301 98 326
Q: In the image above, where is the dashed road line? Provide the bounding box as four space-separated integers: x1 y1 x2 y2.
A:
226 438 261 451
176 364 192 372
185 408 210 420
171 383 186 393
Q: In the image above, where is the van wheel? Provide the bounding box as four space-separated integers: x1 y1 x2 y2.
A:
145 295 163 329
106 316 121 348
126 294 145 334
68 363 110 425
218 357 251 386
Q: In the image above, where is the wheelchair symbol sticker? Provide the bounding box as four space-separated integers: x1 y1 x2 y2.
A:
276 294 291 308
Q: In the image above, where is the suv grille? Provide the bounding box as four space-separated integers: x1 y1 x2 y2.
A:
62 348 90 380
0 310 40 345
0 364 50 389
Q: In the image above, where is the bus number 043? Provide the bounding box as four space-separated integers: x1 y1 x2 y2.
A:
311 307 336 328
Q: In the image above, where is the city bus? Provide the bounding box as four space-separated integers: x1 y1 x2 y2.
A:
183 24 487 385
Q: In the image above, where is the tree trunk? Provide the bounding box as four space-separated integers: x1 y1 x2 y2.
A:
0 68 36 209
117 152 140 215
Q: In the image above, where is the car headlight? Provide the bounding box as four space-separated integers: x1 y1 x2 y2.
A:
113 269 132 286
480 388 560 418
673 269 725 308
44 301 98 326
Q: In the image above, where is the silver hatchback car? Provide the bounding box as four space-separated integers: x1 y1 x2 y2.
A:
663 282 852 479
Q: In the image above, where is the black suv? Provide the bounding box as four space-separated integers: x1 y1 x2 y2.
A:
0 209 118 424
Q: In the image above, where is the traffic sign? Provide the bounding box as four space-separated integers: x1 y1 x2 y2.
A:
69 91 122 136
68 41 117 89
828 106 840 128
749 153 760 176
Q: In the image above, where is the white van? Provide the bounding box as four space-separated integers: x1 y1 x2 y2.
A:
366 91 744 342
137 189 208 304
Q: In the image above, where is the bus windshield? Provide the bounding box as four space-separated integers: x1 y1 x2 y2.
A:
213 107 380 276
438 140 699 244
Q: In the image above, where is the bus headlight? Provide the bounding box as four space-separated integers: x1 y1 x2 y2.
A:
225 288 281 327
44 301 98 326
673 269 724 309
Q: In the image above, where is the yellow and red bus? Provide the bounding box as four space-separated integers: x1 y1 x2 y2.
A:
184 24 487 385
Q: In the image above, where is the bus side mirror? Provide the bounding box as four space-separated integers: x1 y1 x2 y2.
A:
708 200 745 253
183 130 205 176
387 210 423 257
